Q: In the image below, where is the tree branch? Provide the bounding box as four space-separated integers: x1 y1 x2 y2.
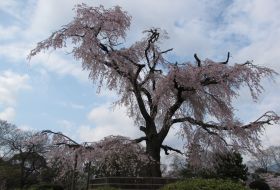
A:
133 136 148 143
241 111 279 129
133 86 153 124
161 145 183 155
219 52 230 64
172 111 279 131
144 29 159 68
194 53 201 67
158 78 185 142
42 130 79 145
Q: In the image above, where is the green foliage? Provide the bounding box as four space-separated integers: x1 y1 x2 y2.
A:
161 178 249 190
94 186 120 190
255 168 268 173
0 158 21 189
249 179 270 190
178 167 215 179
169 151 248 181
28 183 64 190
214 152 248 181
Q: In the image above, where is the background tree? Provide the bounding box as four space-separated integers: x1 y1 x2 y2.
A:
43 131 150 189
267 146 280 171
42 130 90 190
213 151 248 181
91 135 150 177
249 146 280 173
0 120 48 189
166 154 187 177
9 151 47 187
29 4 280 177
0 158 21 189
167 150 248 181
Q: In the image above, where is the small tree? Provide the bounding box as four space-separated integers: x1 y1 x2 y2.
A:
43 131 150 189
0 158 21 189
0 120 48 189
213 151 248 181
29 4 280 177
249 146 280 173
9 152 47 187
42 130 89 190
91 135 150 177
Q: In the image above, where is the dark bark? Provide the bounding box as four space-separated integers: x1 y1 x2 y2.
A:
20 160 25 190
71 154 78 190
86 161 91 190
145 135 162 177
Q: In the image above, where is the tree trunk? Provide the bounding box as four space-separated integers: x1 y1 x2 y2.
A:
20 160 25 190
146 138 162 177
86 161 91 190
71 154 78 190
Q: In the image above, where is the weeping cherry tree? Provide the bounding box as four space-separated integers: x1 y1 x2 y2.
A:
28 4 279 177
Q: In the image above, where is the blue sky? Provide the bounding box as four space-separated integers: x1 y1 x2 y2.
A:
0 0 280 155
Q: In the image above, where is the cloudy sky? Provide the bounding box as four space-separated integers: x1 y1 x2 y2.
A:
0 0 279 157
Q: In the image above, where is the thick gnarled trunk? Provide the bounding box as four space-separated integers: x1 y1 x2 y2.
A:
145 137 162 177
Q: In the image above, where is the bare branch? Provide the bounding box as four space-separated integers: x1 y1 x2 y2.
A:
194 53 201 67
242 111 280 129
160 48 173 55
42 130 79 145
133 136 148 143
219 52 230 64
172 116 226 129
140 126 147 133
144 29 160 68
161 145 183 155
172 111 279 131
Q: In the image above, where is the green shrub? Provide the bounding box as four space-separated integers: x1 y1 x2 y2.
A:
94 186 120 190
249 179 270 190
28 183 64 190
161 178 249 190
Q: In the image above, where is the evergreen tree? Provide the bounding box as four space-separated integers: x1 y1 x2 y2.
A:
214 152 248 181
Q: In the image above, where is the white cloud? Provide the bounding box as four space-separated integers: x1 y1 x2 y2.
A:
0 70 30 122
0 0 21 20
0 25 21 40
18 124 34 131
0 107 15 121
262 125 280 148
0 70 31 106
69 103 85 110
78 105 141 142
58 119 75 129
0 42 30 62
29 52 89 82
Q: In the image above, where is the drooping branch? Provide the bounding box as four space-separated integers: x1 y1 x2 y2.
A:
42 130 96 153
42 130 79 146
241 111 280 129
172 111 279 131
161 145 183 155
